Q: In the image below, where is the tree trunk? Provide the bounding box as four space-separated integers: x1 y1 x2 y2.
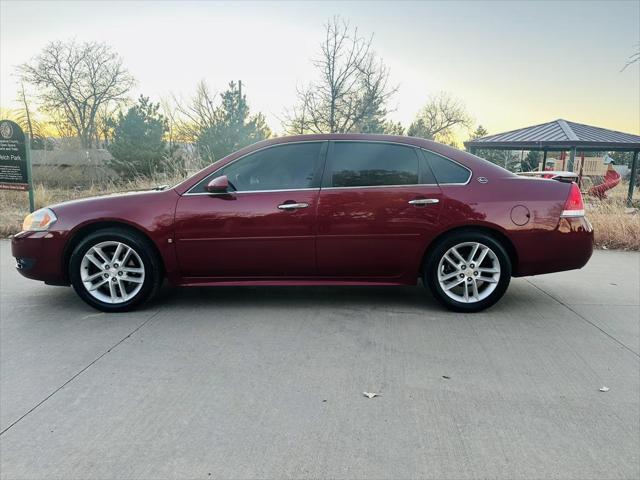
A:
19 84 35 148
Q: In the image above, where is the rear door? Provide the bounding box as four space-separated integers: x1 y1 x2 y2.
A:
316 141 443 279
174 141 327 279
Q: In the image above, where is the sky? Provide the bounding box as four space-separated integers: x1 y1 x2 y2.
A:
1 0 639 139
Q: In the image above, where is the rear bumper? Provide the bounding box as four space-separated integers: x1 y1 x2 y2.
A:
513 216 594 277
11 230 69 285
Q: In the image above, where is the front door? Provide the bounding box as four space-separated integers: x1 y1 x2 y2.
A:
174 141 326 279
316 141 443 279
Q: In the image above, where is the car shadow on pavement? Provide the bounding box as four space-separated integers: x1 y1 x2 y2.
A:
38 280 539 315
152 282 438 313
36 278 535 316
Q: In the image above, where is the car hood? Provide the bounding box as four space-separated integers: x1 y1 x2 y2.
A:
48 188 174 211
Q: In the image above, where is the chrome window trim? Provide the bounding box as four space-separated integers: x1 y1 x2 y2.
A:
322 183 439 190
186 184 441 195
184 140 328 196
419 148 473 186
184 187 320 196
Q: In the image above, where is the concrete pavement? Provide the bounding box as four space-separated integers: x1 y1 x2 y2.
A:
1 240 638 479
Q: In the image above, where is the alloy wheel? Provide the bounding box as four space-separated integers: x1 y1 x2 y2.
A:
80 241 145 304
437 241 501 303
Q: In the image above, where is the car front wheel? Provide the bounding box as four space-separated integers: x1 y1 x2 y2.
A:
425 232 511 312
69 228 162 312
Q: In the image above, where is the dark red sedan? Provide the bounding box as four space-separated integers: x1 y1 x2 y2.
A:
12 134 593 312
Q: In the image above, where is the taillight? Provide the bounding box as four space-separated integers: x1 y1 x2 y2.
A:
561 183 585 217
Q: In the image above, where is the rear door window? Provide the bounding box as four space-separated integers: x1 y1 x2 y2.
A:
325 142 420 187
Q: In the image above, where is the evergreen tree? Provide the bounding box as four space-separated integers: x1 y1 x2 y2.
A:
383 121 405 135
522 150 541 172
197 82 271 162
469 125 488 140
108 95 167 177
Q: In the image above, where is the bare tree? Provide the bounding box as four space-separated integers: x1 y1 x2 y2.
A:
3 89 45 150
286 16 397 134
621 43 640 72
16 83 40 148
286 88 313 134
407 92 471 142
172 80 218 143
160 97 179 153
19 40 135 148
94 103 120 147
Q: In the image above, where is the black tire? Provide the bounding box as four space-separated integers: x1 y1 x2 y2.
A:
69 227 163 312
424 231 511 313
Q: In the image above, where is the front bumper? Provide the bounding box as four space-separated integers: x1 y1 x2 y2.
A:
11 230 69 285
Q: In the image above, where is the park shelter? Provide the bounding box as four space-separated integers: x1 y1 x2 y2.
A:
464 119 640 206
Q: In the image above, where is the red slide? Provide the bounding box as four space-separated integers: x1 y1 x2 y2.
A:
587 167 621 199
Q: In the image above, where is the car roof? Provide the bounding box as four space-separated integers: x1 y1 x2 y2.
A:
255 133 437 149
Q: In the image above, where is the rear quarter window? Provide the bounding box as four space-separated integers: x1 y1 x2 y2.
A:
422 150 471 184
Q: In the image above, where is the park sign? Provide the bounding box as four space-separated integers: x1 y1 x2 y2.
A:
0 119 34 211
0 120 28 190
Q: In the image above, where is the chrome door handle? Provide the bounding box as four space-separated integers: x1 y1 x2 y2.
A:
278 202 309 210
408 198 440 205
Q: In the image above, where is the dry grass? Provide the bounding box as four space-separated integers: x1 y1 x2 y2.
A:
0 172 185 237
587 182 639 251
1 174 638 250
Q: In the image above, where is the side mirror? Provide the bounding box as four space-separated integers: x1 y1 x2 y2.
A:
206 175 230 193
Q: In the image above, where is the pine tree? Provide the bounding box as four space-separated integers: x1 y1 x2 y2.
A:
469 125 488 140
108 96 167 177
522 150 541 172
197 82 271 162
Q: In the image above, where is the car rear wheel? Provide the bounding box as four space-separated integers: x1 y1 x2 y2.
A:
69 228 162 312
424 231 511 312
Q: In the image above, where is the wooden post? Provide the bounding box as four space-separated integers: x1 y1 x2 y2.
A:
567 147 576 172
25 134 35 212
577 151 585 188
628 150 639 207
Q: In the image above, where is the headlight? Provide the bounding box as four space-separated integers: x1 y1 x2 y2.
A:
22 208 57 232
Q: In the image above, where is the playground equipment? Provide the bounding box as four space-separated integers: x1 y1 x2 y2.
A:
587 164 621 199
543 153 622 199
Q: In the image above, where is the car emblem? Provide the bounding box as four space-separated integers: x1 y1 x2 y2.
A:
477 176 488 184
